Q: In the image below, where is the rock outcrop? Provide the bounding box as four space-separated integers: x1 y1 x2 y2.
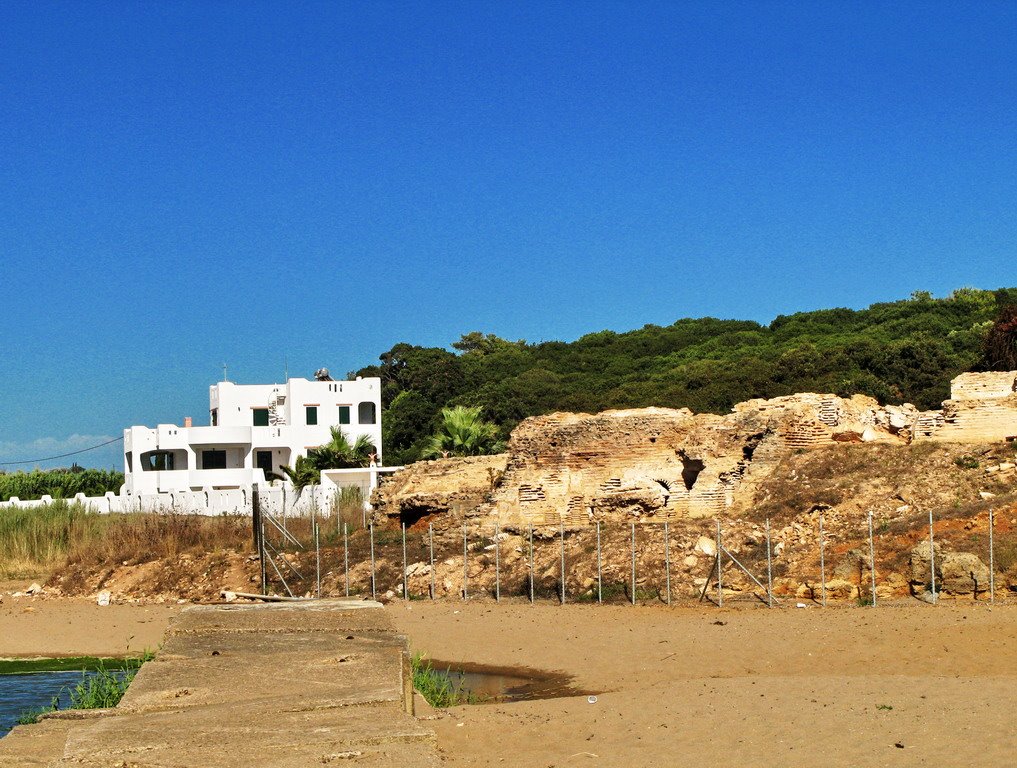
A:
920 372 1017 443
373 371 1017 529
908 541 992 597
371 455 507 526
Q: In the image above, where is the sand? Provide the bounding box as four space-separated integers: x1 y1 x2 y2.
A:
390 601 1017 767
0 596 179 658
2 596 1015 766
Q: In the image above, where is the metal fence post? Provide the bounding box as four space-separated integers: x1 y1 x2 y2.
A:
630 522 636 606
402 522 408 602
596 520 602 604
928 509 937 604
819 512 827 607
495 522 501 603
765 518 773 608
429 522 435 600
462 521 468 601
716 520 723 608
560 516 566 605
343 522 349 597
260 514 267 595
315 519 321 599
988 507 996 604
867 511 876 607
664 520 671 605
369 522 376 601
528 524 535 604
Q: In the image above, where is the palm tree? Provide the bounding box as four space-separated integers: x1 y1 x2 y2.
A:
422 406 505 458
279 455 320 493
308 427 376 469
279 428 376 494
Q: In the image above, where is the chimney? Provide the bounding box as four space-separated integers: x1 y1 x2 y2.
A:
184 416 193 428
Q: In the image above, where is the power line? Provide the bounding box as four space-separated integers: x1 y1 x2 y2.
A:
0 436 124 467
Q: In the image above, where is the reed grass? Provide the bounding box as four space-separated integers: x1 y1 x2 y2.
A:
13 651 154 725
410 653 474 707
0 469 123 502
0 501 250 579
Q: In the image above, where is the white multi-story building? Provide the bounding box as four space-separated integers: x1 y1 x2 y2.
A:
123 375 383 494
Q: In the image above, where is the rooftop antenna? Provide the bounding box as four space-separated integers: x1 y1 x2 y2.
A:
222 363 228 382
284 358 289 381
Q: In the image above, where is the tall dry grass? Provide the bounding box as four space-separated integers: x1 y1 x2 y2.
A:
0 501 251 579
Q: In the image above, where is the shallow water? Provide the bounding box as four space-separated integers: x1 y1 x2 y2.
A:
0 671 88 736
430 661 593 703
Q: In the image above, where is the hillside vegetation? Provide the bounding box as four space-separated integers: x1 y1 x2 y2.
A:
356 288 1017 464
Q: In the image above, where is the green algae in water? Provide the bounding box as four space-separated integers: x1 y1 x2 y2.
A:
0 657 133 675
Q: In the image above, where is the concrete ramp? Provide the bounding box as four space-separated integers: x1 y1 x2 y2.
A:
0 600 437 767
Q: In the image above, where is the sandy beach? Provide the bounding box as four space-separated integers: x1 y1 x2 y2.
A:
2 595 1016 766
390 601 1017 767
0 593 179 659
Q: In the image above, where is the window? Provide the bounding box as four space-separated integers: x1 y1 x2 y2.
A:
358 401 376 425
253 408 269 427
306 406 318 426
202 450 227 469
210 408 218 426
338 405 351 425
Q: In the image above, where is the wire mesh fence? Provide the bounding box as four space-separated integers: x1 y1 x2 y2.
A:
254 504 1013 608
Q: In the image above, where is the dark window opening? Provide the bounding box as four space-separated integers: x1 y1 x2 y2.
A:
255 450 273 476
338 406 351 425
253 408 269 427
306 406 318 426
202 449 227 470
680 454 705 491
141 451 175 471
358 401 376 425
210 408 218 426
126 452 133 472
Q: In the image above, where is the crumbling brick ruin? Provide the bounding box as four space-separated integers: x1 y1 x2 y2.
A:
374 372 1017 528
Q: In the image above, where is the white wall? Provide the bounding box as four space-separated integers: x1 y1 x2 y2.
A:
0 483 367 517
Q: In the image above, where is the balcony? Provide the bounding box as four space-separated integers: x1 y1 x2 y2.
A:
185 426 252 445
188 468 266 489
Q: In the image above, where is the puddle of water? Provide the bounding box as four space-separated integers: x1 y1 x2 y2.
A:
428 661 595 703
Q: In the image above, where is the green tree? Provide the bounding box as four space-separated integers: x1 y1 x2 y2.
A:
280 428 376 493
423 406 505 458
308 427 376 469
982 305 1017 371
279 456 320 493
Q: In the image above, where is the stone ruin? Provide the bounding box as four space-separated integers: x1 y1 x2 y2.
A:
374 372 1017 527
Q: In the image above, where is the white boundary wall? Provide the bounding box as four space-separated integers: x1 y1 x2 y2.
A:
0 484 356 518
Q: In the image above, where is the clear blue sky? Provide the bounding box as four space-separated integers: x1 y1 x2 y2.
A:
1 1 1014 469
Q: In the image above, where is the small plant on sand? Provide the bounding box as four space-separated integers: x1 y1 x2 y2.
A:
410 653 473 707
954 454 980 470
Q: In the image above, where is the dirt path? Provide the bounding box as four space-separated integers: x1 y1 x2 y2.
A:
0 596 179 657
390 601 1017 767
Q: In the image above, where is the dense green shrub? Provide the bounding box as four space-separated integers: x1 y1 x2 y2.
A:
0 468 124 502
356 288 1016 464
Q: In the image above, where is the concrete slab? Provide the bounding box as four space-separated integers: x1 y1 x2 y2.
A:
0 719 74 767
0 601 436 767
61 699 437 767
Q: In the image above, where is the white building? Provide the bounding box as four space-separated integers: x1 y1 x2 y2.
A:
123 375 383 494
